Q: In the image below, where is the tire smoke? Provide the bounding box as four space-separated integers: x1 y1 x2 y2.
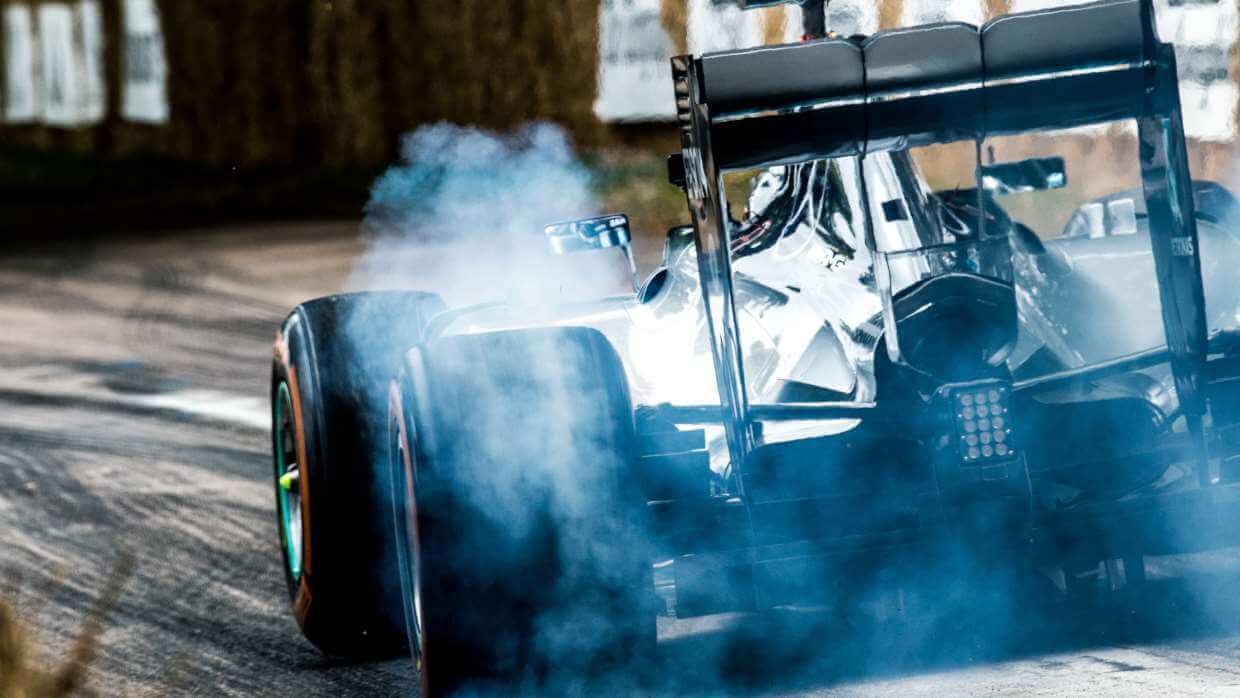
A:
350 122 629 304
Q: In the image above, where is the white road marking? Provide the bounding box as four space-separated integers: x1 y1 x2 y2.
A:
130 390 270 431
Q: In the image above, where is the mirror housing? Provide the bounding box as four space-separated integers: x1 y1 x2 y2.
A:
544 214 639 291
544 214 632 254
980 157 1067 196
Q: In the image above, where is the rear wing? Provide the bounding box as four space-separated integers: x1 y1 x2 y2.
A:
682 0 1156 170
673 0 1209 478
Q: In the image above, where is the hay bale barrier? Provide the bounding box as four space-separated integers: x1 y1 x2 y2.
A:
0 0 604 234
142 0 601 167
0 0 1236 235
0 0 614 235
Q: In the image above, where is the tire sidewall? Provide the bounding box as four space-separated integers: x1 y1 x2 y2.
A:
273 311 325 634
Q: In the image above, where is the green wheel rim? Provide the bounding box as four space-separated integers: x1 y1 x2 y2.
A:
275 382 303 581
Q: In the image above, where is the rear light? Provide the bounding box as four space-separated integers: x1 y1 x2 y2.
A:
934 380 1031 535
953 383 1013 462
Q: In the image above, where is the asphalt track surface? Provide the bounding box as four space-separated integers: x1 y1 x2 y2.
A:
5 224 1240 695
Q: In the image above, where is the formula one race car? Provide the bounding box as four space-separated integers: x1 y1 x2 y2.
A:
269 0 1240 693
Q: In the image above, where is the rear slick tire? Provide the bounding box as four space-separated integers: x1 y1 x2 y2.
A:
271 291 444 658
388 327 655 696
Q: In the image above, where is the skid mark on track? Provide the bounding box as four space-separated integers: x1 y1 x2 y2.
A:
1085 654 1147 673
0 445 116 528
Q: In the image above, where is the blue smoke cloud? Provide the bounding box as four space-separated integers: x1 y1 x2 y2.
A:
351 122 626 305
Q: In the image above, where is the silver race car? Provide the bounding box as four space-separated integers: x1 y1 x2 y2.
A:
270 0 1240 693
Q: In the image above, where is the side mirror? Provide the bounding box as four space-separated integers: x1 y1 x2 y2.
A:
980 157 1067 196
544 214 638 292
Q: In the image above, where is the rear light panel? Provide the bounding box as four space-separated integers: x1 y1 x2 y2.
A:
953 383 1013 462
